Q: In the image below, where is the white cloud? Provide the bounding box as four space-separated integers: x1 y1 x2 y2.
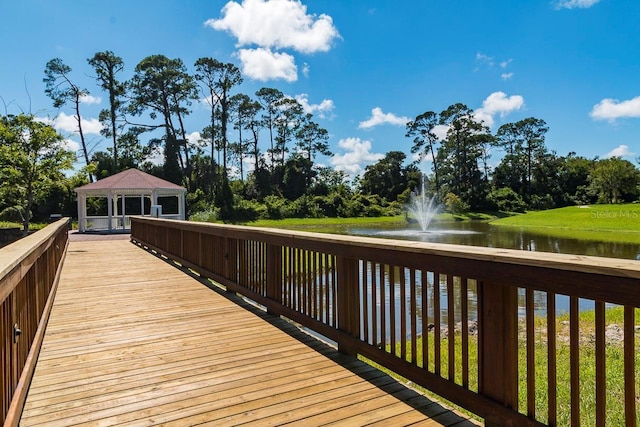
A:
237 48 297 82
186 131 202 146
61 138 80 153
295 93 334 119
358 107 410 129
475 52 494 68
432 124 449 141
474 91 524 127
51 112 102 135
330 137 383 176
590 96 640 121
501 72 514 80
206 0 340 54
555 0 600 9
302 62 310 78
604 145 635 158
500 59 513 69
79 94 101 104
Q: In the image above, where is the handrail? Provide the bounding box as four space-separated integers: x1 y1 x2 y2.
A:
131 216 640 427
0 218 69 426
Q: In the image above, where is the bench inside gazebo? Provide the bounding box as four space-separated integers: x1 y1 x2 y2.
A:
75 169 186 233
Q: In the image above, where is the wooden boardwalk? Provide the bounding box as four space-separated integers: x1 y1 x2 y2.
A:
20 236 480 426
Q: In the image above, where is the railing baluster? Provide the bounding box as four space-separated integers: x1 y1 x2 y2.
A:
380 264 386 351
570 296 580 427
362 261 370 343
595 300 605 427
372 262 378 348
320 252 327 323
311 251 317 319
308 250 313 316
625 305 637 427
434 272 441 376
547 291 557 426
421 270 429 370
461 277 469 388
447 274 455 381
400 266 407 360
526 288 535 418
389 266 396 356
410 268 417 364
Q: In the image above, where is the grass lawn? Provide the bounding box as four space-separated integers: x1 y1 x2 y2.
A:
247 215 407 229
491 204 640 244
242 212 498 231
0 221 49 231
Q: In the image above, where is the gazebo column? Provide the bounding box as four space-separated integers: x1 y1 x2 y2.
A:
122 194 126 229
77 193 85 232
140 195 145 216
179 192 186 220
107 193 113 232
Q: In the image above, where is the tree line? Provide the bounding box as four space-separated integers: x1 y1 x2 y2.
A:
1 51 639 231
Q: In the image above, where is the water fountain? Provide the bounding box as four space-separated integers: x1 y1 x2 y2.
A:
407 176 439 232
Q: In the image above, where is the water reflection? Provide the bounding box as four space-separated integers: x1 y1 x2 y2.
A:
348 221 640 260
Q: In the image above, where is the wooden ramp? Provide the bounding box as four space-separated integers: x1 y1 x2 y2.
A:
20 237 480 426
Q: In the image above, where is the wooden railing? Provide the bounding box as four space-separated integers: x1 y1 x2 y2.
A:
0 218 69 426
131 217 640 427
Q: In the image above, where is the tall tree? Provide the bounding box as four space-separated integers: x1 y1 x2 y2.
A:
128 55 198 186
240 98 264 179
43 58 93 180
295 114 331 162
88 51 125 173
0 114 75 234
495 117 549 199
438 103 489 208
406 111 441 192
273 97 304 166
255 87 284 171
229 93 252 181
194 57 222 179
589 157 640 203
207 61 242 178
360 151 411 201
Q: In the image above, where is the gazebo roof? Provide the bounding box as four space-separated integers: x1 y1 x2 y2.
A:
75 169 185 193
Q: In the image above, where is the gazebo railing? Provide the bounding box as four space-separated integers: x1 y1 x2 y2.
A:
81 214 181 232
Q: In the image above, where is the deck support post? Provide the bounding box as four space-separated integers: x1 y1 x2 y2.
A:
266 244 283 315
479 280 519 427
336 256 359 356
224 237 238 292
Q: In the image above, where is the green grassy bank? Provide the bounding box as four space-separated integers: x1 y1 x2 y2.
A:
491 204 640 244
243 212 497 231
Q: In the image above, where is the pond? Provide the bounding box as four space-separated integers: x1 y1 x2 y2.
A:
343 220 640 261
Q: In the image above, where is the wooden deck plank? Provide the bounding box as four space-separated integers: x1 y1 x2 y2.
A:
20 239 480 426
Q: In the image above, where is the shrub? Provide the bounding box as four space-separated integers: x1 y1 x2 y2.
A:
487 187 527 213
189 209 218 223
444 192 469 214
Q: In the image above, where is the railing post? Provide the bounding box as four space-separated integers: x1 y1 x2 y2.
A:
224 237 238 286
266 244 283 314
478 280 519 427
336 256 360 355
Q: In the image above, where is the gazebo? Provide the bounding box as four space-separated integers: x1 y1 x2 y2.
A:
75 169 186 233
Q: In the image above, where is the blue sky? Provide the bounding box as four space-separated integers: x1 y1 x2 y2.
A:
1 0 639 177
